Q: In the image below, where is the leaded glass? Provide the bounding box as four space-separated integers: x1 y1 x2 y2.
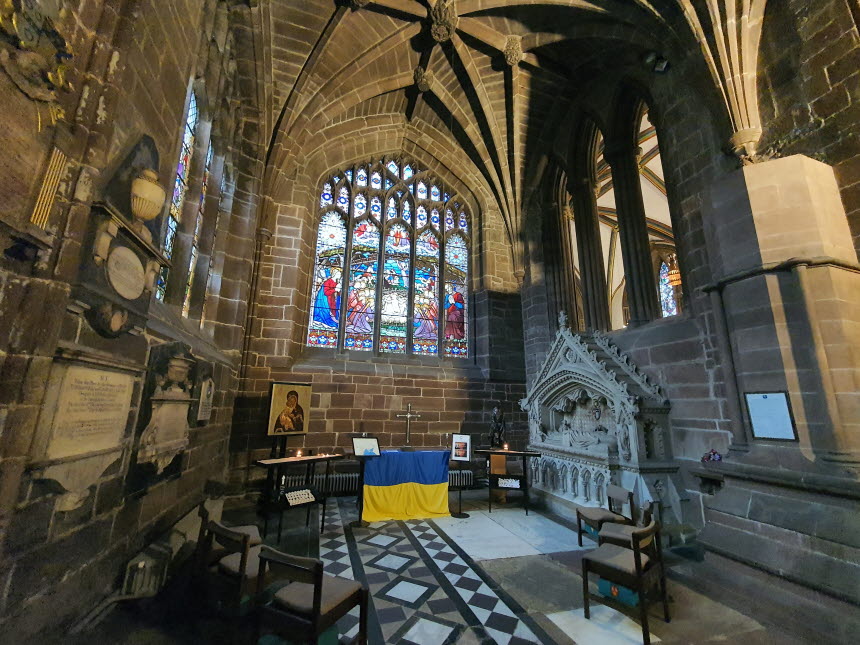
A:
308 160 470 358
380 223 411 354
182 142 213 318
159 91 199 301
307 213 347 349
337 186 350 212
344 221 379 351
370 196 382 220
354 193 367 217
345 169 353 182
320 182 333 207
430 209 440 230
444 234 468 357
659 261 678 317
413 230 439 355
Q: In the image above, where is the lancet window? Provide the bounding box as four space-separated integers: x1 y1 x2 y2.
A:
156 91 199 300
307 159 470 358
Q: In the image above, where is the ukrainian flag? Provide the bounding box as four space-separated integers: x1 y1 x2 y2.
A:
362 451 450 522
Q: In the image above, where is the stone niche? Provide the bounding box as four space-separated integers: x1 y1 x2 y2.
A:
521 317 684 526
30 354 141 511
127 342 199 494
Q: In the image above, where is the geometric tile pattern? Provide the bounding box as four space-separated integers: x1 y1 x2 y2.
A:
318 497 551 644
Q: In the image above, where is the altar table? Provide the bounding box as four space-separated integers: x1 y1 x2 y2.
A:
361 450 450 522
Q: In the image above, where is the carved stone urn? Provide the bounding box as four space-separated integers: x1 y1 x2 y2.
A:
130 169 165 243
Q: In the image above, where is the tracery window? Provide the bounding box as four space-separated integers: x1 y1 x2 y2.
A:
182 142 213 317
307 159 470 358
156 91 199 300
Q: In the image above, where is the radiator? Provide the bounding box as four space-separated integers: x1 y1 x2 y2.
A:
279 469 474 493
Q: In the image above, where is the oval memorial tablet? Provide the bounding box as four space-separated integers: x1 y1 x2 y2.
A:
106 245 145 300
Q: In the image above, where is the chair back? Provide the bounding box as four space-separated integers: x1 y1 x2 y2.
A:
631 518 661 574
640 500 659 526
257 546 324 621
606 484 634 519
208 520 251 554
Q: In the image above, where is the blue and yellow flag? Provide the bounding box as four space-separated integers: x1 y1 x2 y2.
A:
362 451 450 522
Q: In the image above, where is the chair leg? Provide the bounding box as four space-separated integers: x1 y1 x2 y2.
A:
320 499 327 535
577 515 583 547
581 561 590 619
660 569 670 623
639 591 651 645
358 588 369 645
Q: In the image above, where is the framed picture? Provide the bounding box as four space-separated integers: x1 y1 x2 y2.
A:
352 436 381 456
267 382 312 436
451 433 471 462
744 391 797 441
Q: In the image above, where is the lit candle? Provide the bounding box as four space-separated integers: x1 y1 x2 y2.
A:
297 450 303 457
503 443 509 451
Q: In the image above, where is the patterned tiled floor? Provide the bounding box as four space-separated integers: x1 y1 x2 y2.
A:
320 498 552 644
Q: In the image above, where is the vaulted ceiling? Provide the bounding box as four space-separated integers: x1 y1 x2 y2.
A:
256 1 710 270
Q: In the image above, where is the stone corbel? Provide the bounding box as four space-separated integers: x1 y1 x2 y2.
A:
677 0 767 161
42 448 123 512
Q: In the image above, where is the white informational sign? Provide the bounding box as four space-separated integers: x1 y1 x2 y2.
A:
451 433 471 462
745 392 796 440
352 436 381 456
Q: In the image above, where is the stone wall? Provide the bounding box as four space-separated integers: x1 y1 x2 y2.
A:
0 1 261 638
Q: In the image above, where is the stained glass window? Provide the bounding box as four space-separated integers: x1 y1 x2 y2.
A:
308 159 470 358
444 233 468 357
181 142 213 317
659 261 678 317
157 91 199 301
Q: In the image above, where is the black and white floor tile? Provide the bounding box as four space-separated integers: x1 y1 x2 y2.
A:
317 498 552 645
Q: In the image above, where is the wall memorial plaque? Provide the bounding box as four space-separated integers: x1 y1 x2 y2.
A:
106 245 146 300
197 377 214 421
44 364 134 461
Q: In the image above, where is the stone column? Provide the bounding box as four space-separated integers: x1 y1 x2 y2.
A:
570 176 610 331
604 143 659 326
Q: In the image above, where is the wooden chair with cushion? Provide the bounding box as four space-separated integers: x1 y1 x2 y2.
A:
576 484 635 546
200 520 265 616
255 545 368 645
598 500 659 549
582 518 670 645
196 501 262 567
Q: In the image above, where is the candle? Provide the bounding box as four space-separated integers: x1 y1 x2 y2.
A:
297 450 303 457
503 443 509 451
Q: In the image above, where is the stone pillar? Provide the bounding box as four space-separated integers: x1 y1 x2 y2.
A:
570 176 610 331
698 154 860 604
604 143 659 326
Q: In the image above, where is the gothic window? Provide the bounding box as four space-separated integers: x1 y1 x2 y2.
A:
307 158 471 358
157 91 199 300
659 261 677 317
182 142 213 317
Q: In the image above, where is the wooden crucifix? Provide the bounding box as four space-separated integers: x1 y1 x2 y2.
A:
396 403 421 446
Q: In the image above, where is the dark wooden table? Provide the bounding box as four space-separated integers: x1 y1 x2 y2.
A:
254 453 344 536
474 448 541 515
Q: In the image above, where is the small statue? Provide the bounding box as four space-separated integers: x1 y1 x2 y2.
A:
489 405 507 448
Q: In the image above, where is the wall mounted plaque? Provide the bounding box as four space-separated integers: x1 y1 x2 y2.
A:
745 392 797 440
106 245 146 300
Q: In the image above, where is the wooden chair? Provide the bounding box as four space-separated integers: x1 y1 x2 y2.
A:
577 484 635 546
200 520 264 617
196 501 262 567
255 545 368 645
598 500 660 549
582 519 670 645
